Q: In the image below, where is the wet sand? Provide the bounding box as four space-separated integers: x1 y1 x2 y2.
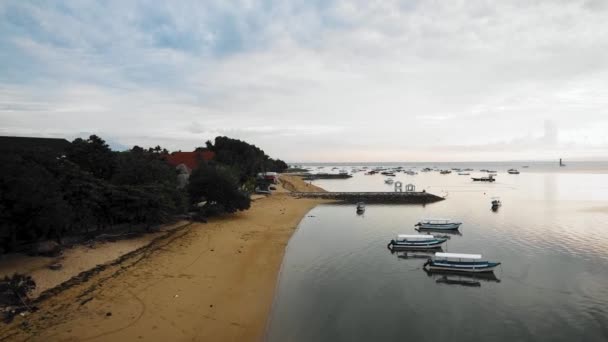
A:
0 176 327 341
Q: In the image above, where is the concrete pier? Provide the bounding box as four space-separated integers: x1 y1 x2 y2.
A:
291 191 444 204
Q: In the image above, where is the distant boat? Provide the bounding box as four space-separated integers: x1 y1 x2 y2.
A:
385 178 394 184
472 174 496 182
522 165 529 168
491 197 501 208
387 234 448 250
463 168 474 171
356 202 365 212
423 252 501 273
416 218 462 230
458 172 470 175
507 169 520 174
440 170 451 174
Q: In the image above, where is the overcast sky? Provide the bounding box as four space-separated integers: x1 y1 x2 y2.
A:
1 1 608 162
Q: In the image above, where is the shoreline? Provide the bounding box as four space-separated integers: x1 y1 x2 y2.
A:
0 176 327 341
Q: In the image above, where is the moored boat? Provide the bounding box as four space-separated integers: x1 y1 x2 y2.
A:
385 178 394 184
387 234 448 249
491 197 501 208
507 169 520 174
415 218 462 230
423 252 501 273
472 174 495 182
356 202 365 212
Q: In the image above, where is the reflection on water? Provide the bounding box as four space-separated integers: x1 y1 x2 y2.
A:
266 171 608 342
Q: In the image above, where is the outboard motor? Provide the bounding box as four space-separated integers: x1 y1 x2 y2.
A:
387 240 395 250
423 259 431 268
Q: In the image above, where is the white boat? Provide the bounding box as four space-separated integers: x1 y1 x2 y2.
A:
387 234 448 249
415 218 462 230
423 252 501 273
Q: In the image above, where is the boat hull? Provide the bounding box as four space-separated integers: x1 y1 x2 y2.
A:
389 239 447 249
417 223 461 230
425 261 500 273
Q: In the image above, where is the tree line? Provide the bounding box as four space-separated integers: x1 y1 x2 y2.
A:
0 135 288 252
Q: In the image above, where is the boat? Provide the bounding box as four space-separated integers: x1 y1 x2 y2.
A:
415 218 462 230
423 252 501 273
387 234 448 249
457 172 470 175
491 197 501 208
522 165 529 168
384 178 394 184
472 174 495 182
507 169 519 174
356 202 365 212
439 170 451 174
339 170 349 175
463 168 474 171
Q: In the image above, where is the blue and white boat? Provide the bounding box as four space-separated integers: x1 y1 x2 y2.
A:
423 252 501 273
387 234 448 249
415 218 462 230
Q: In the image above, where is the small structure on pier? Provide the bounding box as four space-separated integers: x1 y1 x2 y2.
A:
394 181 403 192
405 183 416 192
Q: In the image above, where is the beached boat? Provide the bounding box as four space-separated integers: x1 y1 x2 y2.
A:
423 252 501 273
416 218 462 230
507 169 520 174
472 174 495 182
387 234 448 249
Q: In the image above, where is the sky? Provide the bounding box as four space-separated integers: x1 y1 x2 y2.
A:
1 0 608 162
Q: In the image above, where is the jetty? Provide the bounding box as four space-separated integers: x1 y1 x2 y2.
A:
301 173 352 180
291 191 444 204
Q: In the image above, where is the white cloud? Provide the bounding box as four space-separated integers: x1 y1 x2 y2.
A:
1 0 608 161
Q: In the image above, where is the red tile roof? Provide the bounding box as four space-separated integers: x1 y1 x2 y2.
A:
164 150 215 170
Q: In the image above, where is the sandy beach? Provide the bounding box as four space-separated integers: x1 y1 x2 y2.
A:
0 176 327 341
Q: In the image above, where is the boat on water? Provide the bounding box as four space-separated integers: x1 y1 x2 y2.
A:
416 218 462 230
385 178 394 184
423 252 501 273
439 170 451 174
387 234 448 249
458 172 470 175
507 169 520 174
472 174 496 182
463 168 474 171
491 197 501 208
356 202 365 212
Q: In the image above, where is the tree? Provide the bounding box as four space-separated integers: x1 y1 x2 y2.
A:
66 135 115 180
188 163 250 214
0 152 71 250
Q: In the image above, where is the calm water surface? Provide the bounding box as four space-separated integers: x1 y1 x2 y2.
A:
266 168 608 342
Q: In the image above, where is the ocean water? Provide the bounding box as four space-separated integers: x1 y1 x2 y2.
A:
266 167 608 342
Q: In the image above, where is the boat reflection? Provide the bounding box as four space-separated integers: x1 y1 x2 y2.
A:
389 249 439 260
416 228 462 236
424 269 501 287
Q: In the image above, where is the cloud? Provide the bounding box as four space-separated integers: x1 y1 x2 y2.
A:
1 0 608 161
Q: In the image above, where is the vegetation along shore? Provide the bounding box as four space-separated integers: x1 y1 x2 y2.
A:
0 134 325 341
